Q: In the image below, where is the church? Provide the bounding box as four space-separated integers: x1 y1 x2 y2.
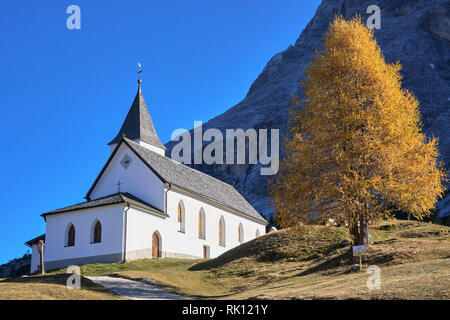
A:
26 81 267 273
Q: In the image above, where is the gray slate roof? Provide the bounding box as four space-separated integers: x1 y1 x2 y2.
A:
123 138 267 223
41 192 165 218
108 86 166 150
25 234 45 247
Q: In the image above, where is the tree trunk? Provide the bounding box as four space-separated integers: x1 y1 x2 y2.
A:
359 216 369 246
348 218 369 264
349 222 359 245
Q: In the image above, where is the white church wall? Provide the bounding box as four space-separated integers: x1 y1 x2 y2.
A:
44 204 125 270
124 207 171 259
89 143 165 211
165 188 265 259
122 188 265 261
30 244 40 273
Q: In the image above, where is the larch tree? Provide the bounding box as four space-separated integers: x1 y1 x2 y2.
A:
270 16 446 247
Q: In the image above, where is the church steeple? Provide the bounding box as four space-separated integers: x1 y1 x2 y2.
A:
108 85 166 155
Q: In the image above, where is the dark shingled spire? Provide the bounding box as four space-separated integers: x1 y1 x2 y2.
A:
108 86 166 150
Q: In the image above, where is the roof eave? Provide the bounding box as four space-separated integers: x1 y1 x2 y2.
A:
41 202 124 218
169 183 267 225
42 192 166 219
25 234 45 247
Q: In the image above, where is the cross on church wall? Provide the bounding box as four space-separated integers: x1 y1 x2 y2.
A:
116 180 122 193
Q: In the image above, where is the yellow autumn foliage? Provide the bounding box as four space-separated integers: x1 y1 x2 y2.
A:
270 16 446 236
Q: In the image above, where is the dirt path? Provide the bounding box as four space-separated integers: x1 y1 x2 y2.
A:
86 276 192 300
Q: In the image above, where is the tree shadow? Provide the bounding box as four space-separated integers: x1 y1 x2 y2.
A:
0 273 121 296
294 250 353 277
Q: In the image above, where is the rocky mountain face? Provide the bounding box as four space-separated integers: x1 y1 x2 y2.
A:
166 0 450 219
0 254 31 278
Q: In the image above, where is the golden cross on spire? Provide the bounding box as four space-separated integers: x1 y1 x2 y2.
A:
137 62 142 85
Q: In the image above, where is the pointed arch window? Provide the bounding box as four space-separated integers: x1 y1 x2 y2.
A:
255 229 260 238
219 216 225 247
178 201 185 233
198 209 206 240
66 224 75 247
238 223 244 244
93 220 102 244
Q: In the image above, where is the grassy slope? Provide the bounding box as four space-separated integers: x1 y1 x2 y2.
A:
80 220 449 300
1 220 448 299
232 222 450 299
0 274 124 300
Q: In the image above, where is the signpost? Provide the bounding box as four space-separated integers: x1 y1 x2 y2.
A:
352 245 366 271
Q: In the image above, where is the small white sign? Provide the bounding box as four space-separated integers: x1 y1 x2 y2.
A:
353 245 366 252
353 245 367 257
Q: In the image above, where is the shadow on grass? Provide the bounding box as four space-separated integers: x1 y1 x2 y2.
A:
0 273 121 297
0 274 70 285
190 227 349 271
295 251 352 277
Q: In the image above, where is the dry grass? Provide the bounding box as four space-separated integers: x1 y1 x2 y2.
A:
2 220 448 300
78 225 350 298
231 258 450 299
0 274 124 300
79 220 450 299
80 258 224 298
191 225 349 270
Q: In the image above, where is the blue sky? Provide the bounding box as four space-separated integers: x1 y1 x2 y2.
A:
0 0 320 264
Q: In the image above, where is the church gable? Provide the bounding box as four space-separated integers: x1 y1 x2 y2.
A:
87 142 165 211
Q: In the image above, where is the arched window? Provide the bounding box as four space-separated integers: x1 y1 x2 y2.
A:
219 216 225 246
177 201 185 233
66 224 75 247
198 209 206 239
238 223 244 244
255 229 260 238
92 220 102 244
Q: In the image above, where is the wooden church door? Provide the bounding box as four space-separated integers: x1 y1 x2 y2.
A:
152 232 160 258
